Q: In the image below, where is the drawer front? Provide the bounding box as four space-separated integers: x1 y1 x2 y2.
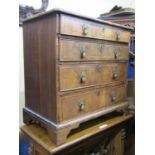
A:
59 38 129 61
60 15 130 43
61 84 127 121
59 63 128 91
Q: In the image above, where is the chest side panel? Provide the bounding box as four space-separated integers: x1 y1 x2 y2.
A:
23 14 58 122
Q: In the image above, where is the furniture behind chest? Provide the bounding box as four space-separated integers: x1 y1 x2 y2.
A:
23 9 132 145
21 114 134 155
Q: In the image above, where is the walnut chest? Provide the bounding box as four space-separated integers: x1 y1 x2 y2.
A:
23 9 131 145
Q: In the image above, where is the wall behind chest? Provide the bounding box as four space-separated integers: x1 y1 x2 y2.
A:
19 27 25 127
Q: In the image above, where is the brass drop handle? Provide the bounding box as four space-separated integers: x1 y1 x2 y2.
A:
113 72 118 79
82 24 88 35
112 67 119 79
115 32 120 41
114 50 120 59
80 72 86 83
79 100 85 111
111 90 116 102
80 47 86 59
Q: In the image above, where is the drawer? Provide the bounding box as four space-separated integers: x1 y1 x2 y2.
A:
59 63 128 91
59 38 129 61
61 84 127 121
60 15 130 43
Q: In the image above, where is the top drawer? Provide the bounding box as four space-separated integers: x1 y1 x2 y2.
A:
60 15 130 43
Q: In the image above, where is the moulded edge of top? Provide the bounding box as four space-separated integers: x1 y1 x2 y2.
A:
22 8 133 31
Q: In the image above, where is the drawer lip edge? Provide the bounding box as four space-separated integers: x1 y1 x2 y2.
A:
58 33 130 43
59 81 127 96
59 81 127 93
58 34 130 45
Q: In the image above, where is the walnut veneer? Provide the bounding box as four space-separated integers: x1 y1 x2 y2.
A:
23 9 131 145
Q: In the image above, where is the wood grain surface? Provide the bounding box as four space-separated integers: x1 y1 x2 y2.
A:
23 10 130 144
21 114 133 154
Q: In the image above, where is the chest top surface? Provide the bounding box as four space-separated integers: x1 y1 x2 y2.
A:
23 8 132 30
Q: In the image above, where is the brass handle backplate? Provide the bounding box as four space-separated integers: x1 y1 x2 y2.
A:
80 47 86 59
79 100 85 111
112 67 119 79
113 72 118 79
82 24 88 35
80 71 86 83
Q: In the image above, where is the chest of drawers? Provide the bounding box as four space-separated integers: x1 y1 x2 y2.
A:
23 9 131 145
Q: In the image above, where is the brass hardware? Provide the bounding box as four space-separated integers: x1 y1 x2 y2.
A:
82 24 88 35
114 49 120 59
80 72 86 83
111 90 116 102
113 72 118 79
112 67 119 79
80 47 86 59
115 32 120 41
79 100 85 111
